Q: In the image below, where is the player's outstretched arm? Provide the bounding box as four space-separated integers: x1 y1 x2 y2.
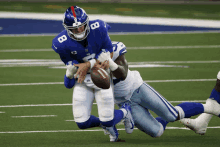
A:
98 52 128 80
111 54 128 80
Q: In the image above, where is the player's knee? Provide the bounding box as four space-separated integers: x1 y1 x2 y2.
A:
153 123 164 138
101 109 113 118
73 106 88 123
99 109 113 123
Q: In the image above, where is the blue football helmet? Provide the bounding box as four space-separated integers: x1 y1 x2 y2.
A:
63 6 90 41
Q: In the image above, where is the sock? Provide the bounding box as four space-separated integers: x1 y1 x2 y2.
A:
76 115 101 129
113 109 124 125
120 108 128 118
177 102 204 118
156 117 168 130
209 88 220 104
101 109 124 127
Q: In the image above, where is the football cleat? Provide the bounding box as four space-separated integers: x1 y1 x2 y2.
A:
101 125 119 142
121 103 134 134
106 126 119 142
180 118 208 135
205 98 220 117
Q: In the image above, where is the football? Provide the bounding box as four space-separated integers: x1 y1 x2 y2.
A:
91 66 110 89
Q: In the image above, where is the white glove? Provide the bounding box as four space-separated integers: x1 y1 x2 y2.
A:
66 61 78 79
98 51 118 71
97 51 111 63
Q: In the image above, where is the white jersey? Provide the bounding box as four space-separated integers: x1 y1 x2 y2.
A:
112 42 143 104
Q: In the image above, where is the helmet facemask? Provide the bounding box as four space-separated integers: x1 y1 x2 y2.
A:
63 6 90 41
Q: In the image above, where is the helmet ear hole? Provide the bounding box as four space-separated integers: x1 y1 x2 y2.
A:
62 6 90 41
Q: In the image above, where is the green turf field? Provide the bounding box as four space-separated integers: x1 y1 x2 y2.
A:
0 32 220 147
1 2 220 146
0 2 220 20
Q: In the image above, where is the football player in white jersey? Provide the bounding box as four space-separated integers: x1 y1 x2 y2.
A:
179 71 220 135
97 41 220 138
53 6 134 142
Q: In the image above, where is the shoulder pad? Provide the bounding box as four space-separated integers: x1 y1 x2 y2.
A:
90 19 110 34
112 42 127 61
51 32 68 54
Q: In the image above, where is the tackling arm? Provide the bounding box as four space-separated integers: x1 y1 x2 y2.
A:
111 54 128 80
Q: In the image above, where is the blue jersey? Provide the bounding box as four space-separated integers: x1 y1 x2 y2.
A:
52 19 113 65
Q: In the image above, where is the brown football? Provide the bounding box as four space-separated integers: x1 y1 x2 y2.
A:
91 66 110 89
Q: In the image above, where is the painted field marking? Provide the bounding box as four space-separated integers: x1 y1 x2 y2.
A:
0 111 5 113
0 82 63 86
0 104 71 108
0 126 220 134
11 115 57 118
0 100 206 108
129 61 220 64
0 45 220 52
0 79 216 87
1 30 220 37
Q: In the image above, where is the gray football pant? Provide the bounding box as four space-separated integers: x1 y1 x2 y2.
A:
118 83 179 137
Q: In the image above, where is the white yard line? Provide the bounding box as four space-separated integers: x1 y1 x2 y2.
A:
0 82 63 86
0 60 219 67
1 12 220 28
0 45 219 52
11 115 57 118
129 61 220 64
144 79 216 83
0 111 5 113
0 100 206 108
1 30 220 37
0 79 216 87
0 104 72 108
0 126 220 133
126 45 220 50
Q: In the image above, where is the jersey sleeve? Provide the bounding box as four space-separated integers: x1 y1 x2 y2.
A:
112 42 127 61
52 37 75 65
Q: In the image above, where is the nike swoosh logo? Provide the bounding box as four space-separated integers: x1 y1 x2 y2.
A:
130 120 134 129
137 88 140 93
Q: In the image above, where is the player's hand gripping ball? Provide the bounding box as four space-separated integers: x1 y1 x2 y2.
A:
91 63 110 89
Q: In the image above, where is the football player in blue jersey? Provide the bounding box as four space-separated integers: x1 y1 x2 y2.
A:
51 6 133 142
97 41 220 138
180 71 220 135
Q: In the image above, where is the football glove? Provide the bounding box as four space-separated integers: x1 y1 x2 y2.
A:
66 60 78 79
98 52 118 71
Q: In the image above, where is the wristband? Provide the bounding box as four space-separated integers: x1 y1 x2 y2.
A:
89 59 96 69
109 58 118 71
